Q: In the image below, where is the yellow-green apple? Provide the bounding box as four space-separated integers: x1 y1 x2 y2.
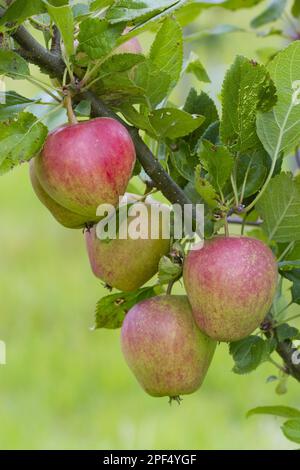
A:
121 295 216 398
183 236 278 342
30 161 91 229
85 195 171 291
33 118 136 220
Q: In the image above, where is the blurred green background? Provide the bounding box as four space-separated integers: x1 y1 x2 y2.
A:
0 5 299 450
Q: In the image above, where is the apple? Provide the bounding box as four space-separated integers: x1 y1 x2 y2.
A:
34 118 136 220
183 236 278 342
115 29 142 55
121 295 216 398
85 195 171 291
30 161 91 229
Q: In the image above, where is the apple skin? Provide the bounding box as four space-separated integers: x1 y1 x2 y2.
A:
30 162 94 229
34 118 136 220
115 33 142 55
121 295 216 398
183 236 278 342
85 197 171 291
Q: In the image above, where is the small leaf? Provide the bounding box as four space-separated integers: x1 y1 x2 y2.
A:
229 335 271 375
0 0 46 30
0 112 48 174
0 91 36 121
256 173 300 243
199 140 234 192
95 286 158 329
251 0 287 28
158 256 182 285
185 23 243 42
186 53 210 83
74 100 91 118
195 165 220 209
222 0 265 10
44 1 74 58
276 324 300 342
78 18 124 60
149 108 205 139
134 60 172 108
184 88 219 149
247 406 300 419
257 41 300 158
281 268 300 305
106 0 183 23
292 0 300 18
149 17 183 89
170 141 197 182
0 50 30 79
233 149 268 198
282 419 300 444
90 0 114 11
221 55 276 153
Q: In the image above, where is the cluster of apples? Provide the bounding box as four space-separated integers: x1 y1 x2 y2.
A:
29 113 278 401
29 35 278 401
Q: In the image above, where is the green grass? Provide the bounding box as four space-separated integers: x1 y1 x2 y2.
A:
0 166 299 450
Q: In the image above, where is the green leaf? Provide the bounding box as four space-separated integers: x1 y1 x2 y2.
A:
278 260 300 270
74 100 91 118
149 17 183 89
44 1 74 58
237 151 268 198
276 324 300 342
186 54 210 83
229 335 272 374
0 0 46 29
199 140 234 192
132 60 172 107
195 165 220 209
257 41 300 158
256 173 300 242
95 286 158 329
0 50 30 79
222 0 264 9
158 256 182 285
0 112 48 174
292 0 300 18
90 0 114 11
170 140 197 182
221 55 276 153
72 3 89 19
0 91 36 120
292 281 300 304
251 0 287 28
78 18 124 60
185 24 244 42
149 108 205 139
281 268 300 305
184 88 219 149
91 52 145 86
119 103 155 134
247 406 300 419
282 419 300 444
106 0 184 23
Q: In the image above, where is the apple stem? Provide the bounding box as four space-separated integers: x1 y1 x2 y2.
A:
64 91 78 125
166 280 175 295
224 219 229 237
